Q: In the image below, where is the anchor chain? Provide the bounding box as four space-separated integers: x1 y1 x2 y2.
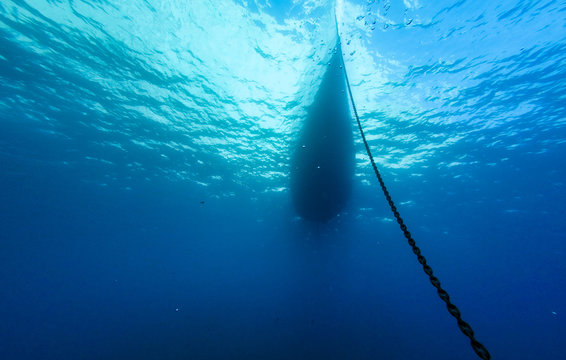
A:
338 41 491 360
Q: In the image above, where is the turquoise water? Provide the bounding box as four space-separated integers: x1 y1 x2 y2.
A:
1 0 565 359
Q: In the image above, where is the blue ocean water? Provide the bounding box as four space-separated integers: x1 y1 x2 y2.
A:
1 0 565 359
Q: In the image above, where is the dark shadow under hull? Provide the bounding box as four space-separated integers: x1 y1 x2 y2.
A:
290 43 354 222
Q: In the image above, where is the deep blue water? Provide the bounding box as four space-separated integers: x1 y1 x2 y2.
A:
1 0 565 359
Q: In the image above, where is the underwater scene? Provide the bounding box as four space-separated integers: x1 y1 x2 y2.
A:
1 0 565 359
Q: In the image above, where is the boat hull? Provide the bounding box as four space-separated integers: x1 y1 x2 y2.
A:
290 45 354 222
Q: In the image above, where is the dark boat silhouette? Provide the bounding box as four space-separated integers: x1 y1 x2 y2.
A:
290 39 354 222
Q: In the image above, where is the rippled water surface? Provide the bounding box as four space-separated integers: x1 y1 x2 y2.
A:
1 1 565 359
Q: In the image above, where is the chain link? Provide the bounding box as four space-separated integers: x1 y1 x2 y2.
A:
339 43 491 360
